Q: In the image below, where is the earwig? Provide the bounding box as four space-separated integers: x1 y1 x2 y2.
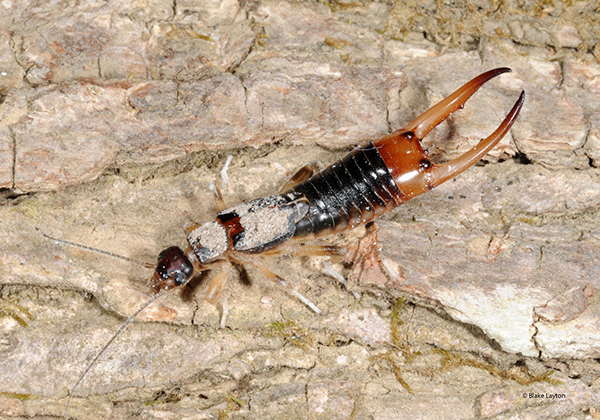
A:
151 67 524 296
58 67 524 419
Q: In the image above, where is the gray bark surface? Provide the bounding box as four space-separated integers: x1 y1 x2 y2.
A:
1 1 600 419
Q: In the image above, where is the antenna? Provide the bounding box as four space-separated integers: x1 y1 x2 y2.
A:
63 289 170 420
39 229 155 269
37 229 163 418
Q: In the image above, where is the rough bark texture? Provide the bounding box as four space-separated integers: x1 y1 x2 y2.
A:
1 0 600 419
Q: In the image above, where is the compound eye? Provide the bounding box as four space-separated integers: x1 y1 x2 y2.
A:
173 271 186 286
183 262 194 278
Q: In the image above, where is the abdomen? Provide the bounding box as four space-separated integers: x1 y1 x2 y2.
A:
289 143 403 237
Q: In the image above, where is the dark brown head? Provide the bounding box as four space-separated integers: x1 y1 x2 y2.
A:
150 246 194 294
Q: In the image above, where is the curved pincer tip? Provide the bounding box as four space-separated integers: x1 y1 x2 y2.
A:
405 67 512 140
429 90 525 188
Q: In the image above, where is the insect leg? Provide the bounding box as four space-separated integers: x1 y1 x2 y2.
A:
204 259 233 304
209 181 228 212
230 252 321 314
279 164 314 193
259 240 346 258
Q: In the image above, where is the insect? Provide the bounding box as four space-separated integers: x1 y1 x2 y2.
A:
53 67 524 419
151 67 524 298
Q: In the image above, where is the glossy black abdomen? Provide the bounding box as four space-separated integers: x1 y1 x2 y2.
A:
289 143 403 237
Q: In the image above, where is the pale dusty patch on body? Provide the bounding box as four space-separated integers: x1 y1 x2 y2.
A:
236 206 296 250
188 222 229 263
